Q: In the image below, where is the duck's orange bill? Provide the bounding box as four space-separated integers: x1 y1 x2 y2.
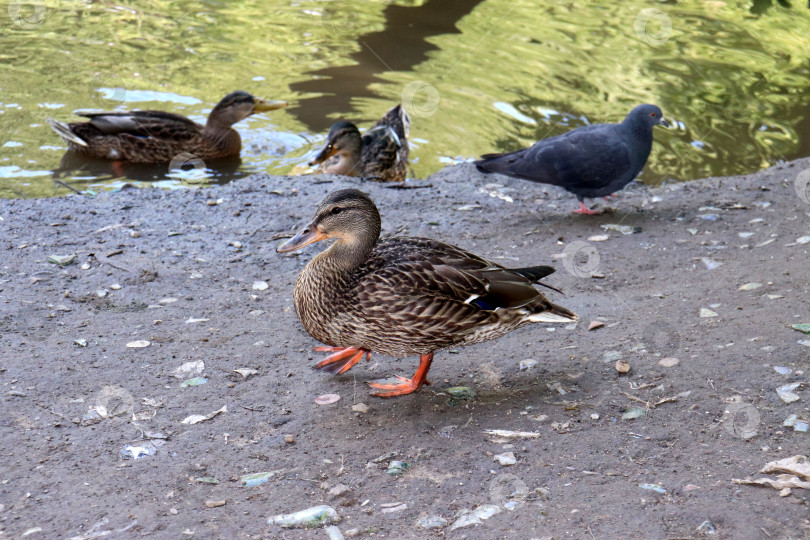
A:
276 222 328 253
253 98 288 112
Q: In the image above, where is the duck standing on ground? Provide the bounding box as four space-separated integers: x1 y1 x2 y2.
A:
48 91 287 163
308 105 410 182
475 104 669 214
277 189 577 397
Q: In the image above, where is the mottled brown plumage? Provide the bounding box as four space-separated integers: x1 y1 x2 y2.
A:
309 105 410 182
47 91 287 163
277 189 577 397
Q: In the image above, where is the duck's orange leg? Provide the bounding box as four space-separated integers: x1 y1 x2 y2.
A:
112 160 125 177
312 346 370 375
368 353 433 398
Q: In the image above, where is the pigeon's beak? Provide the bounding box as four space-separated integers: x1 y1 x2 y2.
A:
659 117 671 128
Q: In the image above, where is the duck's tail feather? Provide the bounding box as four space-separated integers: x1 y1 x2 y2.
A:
47 118 87 147
528 302 578 323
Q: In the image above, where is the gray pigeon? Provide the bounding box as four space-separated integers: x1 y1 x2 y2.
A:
475 104 669 214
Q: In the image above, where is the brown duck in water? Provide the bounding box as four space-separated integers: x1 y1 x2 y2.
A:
47 91 287 163
308 105 410 182
277 189 577 397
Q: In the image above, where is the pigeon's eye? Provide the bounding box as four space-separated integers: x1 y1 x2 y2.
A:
330 207 343 215
650 112 656 117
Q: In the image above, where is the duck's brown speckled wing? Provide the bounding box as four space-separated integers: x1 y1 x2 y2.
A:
342 237 567 355
367 237 555 308
77 110 203 142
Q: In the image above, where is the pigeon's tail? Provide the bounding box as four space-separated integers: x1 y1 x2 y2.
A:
47 118 87 147
475 151 515 175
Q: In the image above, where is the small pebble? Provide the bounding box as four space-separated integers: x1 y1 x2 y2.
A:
416 515 448 529
328 484 350 499
129 230 141 238
615 360 630 374
602 350 622 363
205 500 226 508
699 308 718 318
622 407 646 420
380 503 407 514
519 359 538 371
700 257 722 270
658 357 679 367
284 435 295 444
315 394 341 406
351 403 369 413
588 320 604 331
738 282 761 291
776 383 802 404
494 452 517 466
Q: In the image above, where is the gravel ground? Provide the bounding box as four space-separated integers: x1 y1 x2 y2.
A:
1 159 809 539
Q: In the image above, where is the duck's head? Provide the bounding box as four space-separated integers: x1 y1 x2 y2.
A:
627 104 670 129
277 189 381 253
308 121 362 168
206 91 287 129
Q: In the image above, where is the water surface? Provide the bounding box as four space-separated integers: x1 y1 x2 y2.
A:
1 0 809 198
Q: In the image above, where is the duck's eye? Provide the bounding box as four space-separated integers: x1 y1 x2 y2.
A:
330 207 343 215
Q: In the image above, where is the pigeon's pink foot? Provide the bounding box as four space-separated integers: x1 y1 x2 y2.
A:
572 201 602 215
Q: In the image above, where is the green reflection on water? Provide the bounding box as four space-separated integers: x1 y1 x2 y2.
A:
0 0 808 198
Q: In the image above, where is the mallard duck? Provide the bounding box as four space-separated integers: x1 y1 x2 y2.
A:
475 104 669 214
47 91 287 163
277 189 577 397
308 104 410 182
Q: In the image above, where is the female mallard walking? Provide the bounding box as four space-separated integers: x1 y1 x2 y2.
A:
277 189 577 397
308 105 410 182
48 91 287 163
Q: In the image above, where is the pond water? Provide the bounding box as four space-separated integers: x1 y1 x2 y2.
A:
1 0 809 198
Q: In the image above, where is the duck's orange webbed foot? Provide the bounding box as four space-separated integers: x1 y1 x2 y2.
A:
312 346 370 375
368 353 433 398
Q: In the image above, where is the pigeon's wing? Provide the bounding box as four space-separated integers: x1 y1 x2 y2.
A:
476 124 634 193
